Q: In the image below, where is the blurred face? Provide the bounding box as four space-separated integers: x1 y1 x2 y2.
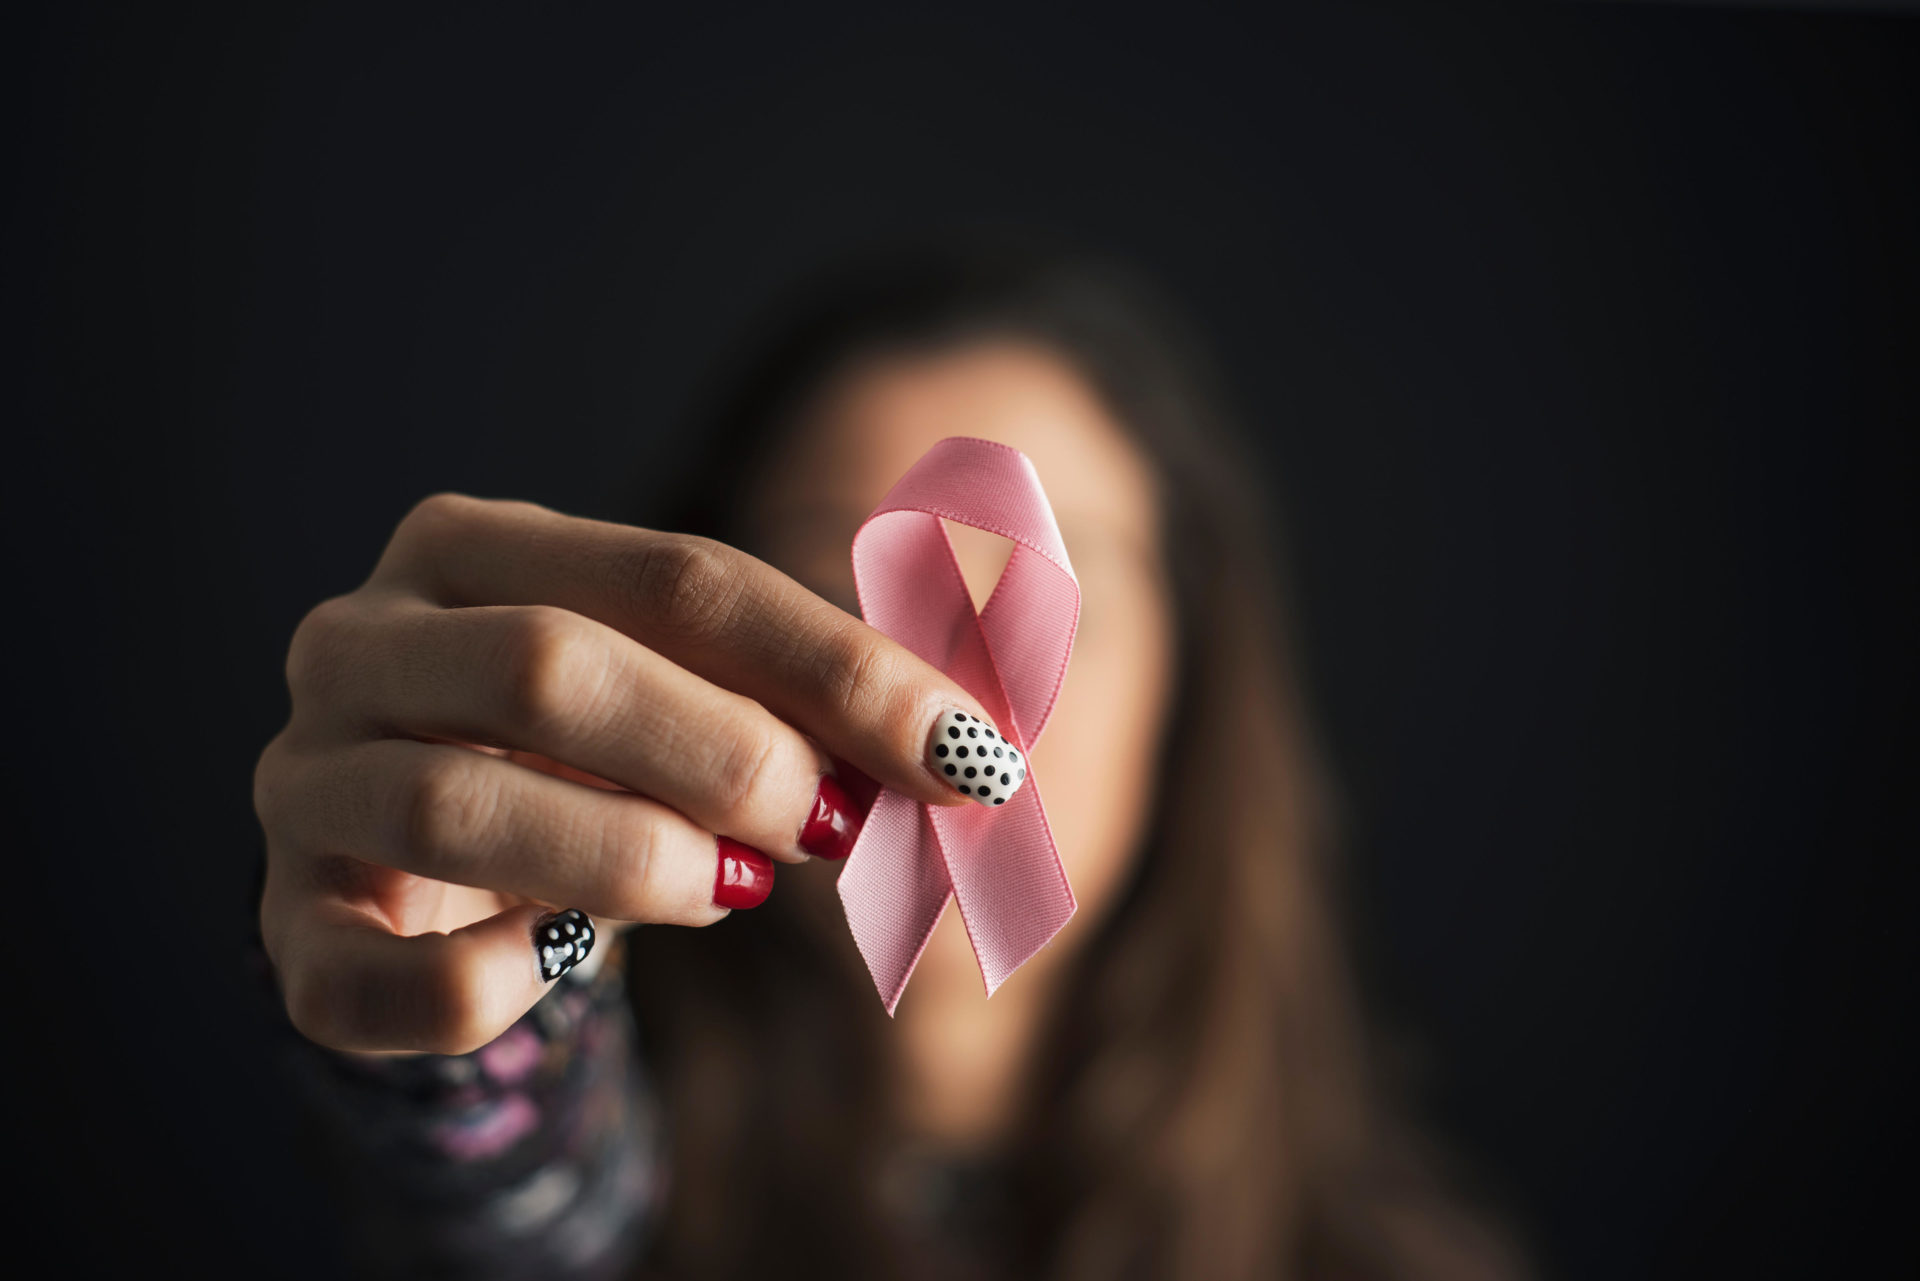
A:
747 341 1178 1006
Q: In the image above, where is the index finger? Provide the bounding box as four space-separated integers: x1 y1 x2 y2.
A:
372 493 1001 809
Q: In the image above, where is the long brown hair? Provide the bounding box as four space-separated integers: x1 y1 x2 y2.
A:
629 243 1521 1280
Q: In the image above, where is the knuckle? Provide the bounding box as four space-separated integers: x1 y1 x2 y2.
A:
812 627 899 719
282 936 502 1056
598 812 665 922
628 534 746 640
625 818 679 918
384 492 514 577
281 962 356 1050
252 734 293 832
495 607 605 735
709 723 782 817
394 491 481 545
415 949 500 1055
397 753 498 868
285 594 360 702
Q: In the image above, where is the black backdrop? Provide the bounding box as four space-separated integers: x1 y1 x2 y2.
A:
10 4 1916 1278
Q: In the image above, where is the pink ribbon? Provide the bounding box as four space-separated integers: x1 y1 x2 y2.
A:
838 436 1081 1015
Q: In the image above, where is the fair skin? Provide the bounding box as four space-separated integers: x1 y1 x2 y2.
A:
253 339 1175 1150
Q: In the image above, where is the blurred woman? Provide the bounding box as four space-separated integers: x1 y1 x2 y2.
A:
253 243 1522 1280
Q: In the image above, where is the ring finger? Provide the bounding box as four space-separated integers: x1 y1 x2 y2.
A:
311 601 860 863
268 737 775 924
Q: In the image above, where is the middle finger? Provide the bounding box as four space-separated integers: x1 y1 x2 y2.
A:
320 600 860 862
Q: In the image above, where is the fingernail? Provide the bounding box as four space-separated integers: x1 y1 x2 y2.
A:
715 837 775 909
927 708 1027 808
797 773 862 861
828 756 884 812
533 909 596 983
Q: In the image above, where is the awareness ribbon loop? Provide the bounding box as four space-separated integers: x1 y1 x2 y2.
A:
838 436 1081 1015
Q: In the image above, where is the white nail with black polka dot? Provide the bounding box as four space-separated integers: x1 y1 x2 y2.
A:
928 709 1028 808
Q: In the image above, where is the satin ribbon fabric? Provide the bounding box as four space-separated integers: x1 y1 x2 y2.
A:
838 436 1081 1015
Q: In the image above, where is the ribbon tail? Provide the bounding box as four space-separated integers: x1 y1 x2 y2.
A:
836 789 953 1016
930 778 1077 998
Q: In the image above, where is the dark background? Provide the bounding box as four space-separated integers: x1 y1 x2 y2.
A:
10 3 1916 1277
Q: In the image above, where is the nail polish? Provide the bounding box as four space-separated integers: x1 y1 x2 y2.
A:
715 837 775 909
533 909 596 982
927 709 1027 808
797 773 862 861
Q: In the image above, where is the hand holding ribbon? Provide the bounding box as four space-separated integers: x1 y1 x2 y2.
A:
837 437 1082 1015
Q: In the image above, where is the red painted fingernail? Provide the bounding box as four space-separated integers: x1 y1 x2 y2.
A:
827 756 883 811
797 774 863 861
714 837 774 910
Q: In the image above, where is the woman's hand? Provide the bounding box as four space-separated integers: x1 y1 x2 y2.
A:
253 493 995 1055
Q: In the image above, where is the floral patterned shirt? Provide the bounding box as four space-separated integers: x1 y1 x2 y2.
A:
258 930 661 1280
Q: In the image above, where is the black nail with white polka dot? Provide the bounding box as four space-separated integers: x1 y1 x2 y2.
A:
928 708 1027 808
534 909 596 982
